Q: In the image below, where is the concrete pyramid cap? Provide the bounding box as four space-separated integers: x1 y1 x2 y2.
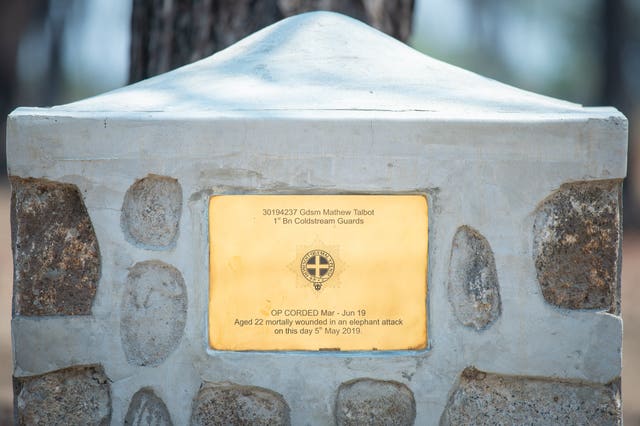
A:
19 12 620 118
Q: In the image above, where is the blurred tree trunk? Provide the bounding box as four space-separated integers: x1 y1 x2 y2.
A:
600 0 626 111
599 0 638 226
0 0 48 177
129 0 414 83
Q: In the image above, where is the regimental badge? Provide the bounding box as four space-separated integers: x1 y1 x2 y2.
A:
300 249 335 290
289 241 342 292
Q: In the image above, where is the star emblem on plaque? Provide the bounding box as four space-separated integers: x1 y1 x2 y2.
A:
301 249 335 290
290 242 342 291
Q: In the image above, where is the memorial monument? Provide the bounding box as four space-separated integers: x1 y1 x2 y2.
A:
7 12 626 425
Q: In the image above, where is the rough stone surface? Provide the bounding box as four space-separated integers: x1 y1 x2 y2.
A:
440 367 621 425
121 260 187 366
447 226 501 330
15 365 111 425
125 388 173 425
335 378 416 426
121 175 182 249
533 180 621 311
190 382 291 426
10 177 101 316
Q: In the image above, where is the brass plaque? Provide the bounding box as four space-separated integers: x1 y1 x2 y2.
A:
208 195 428 351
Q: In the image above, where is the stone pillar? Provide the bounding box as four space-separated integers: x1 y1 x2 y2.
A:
7 12 626 425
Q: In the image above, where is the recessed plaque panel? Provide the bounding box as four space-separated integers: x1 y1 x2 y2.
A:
208 195 428 351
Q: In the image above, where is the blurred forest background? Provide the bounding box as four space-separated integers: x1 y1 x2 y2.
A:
1 0 640 424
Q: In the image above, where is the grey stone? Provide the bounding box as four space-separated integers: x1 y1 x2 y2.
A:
120 260 187 366
190 382 291 426
125 388 173 425
440 367 621 425
335 378 416 426
121 175 182 249
10 177 101 316
15 365 111 425
447 226 501 330
533 180 621 311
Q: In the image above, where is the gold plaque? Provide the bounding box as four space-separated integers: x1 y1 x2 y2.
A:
208 195 428 351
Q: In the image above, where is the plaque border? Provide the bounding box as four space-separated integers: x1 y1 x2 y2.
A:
205 190 433 354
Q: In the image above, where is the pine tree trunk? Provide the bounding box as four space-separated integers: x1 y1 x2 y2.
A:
129 0 414 83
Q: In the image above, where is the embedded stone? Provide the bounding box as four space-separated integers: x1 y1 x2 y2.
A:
121 174 182 249
15 365 111 425
335 378 416 426
120 260 187 366
125 388 173 425
11 177 101 316
447 226 501 330
533 180 621 311
190 382 291 426
440 367 620 425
